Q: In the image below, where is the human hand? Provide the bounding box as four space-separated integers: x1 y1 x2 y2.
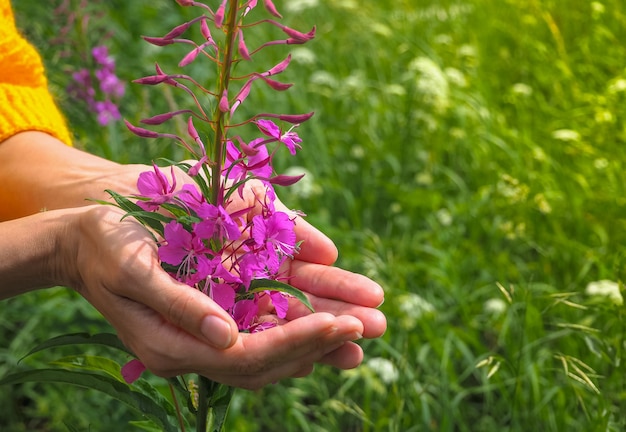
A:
61 205 370 389
1 133 385 388
224 180 387 371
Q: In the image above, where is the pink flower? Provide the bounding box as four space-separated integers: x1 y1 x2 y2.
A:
210 282 237 310
251 211 296 272
193 204 241 243
136 164 178 211
159 220 213 285
94 100 121 126
267 290 289 319
232 298 258 331
255 119 302 155
224 139 272 185
121 359 146 384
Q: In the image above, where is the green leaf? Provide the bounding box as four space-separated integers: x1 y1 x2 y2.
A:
0 369 178 432
128 420 163 432
50 354 124 382
168 376 196 414
63 422 82 432
22 332 131 360
208 385 234 432
105 189 166 234
197 376 234 432
248 279 315 313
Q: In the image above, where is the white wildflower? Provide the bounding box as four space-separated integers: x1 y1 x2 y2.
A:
444 67 467 87
593 158 609 169
608 78 626 94
282 166 320 199
310 71 338 88
435 208 453 226
366 357 399 384
484 298 507 316
406 57 449 112
284 0 319 13
511 83 533 97
585 280 623 305
290 47 316 65
551 129 581 142
398 293 436 329
384 83 407 97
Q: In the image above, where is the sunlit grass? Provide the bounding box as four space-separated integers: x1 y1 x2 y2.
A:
4 0 626 430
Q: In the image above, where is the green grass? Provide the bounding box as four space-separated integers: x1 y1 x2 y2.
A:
4 0 626 430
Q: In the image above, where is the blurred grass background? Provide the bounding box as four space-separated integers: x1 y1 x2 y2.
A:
3 0 626 430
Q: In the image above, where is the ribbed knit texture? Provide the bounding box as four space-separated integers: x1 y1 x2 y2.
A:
0 0 72 145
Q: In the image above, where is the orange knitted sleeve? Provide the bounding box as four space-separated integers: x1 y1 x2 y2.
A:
0 0 72 145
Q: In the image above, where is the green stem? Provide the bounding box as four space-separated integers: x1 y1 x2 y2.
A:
169 382 186 432
196 375 209 432
211 0 240 206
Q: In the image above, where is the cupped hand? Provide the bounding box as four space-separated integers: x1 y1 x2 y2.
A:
63 205 368 389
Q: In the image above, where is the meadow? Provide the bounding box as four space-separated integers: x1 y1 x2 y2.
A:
2 0 626 430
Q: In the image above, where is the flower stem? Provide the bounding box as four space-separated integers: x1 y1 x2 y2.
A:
211 0 240 206
196 374 209 432
169 381 186 432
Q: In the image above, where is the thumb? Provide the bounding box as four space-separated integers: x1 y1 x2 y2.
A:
144 272 239 349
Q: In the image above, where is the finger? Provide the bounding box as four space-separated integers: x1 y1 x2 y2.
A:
127 268 239 350
285 295 387 339
289 261 385 308
273 195 338 265
290 364 315 378
91 211 239 351
195 313 364 388
318 342 364 369
236 313 363 367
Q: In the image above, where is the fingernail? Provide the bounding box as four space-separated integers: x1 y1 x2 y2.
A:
201 315 233 349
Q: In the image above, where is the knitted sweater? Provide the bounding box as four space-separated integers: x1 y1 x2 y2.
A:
0 0 72 145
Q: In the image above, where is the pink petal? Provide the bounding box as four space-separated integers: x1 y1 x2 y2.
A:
121 359 146 384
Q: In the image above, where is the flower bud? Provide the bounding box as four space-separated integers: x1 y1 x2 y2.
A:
200 17 212 41
262 77 292 91
133 75 169 85
244 0 258 16
268 174 305 186
187 116 201 142
265 55 291 76
263 0 282 18
179 46 201 67
231 81 252 116
125 120 160 138
238 30 251 61
277 112 315 123
164 20 193 40
219 89 230 112
141 112 176 125
142 36 175 47
215 0 227 28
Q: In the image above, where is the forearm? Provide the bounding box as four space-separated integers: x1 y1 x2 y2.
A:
0 131 144 221
0 208 77 299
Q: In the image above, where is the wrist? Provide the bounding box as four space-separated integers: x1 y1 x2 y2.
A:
0 208 82 298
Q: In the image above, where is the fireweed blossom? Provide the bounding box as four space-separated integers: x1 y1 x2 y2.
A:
68 45 125 126
105 1 318 430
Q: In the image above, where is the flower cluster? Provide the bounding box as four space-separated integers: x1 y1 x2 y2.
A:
114 0 316 336
69 45 125 126
133 122 301 332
